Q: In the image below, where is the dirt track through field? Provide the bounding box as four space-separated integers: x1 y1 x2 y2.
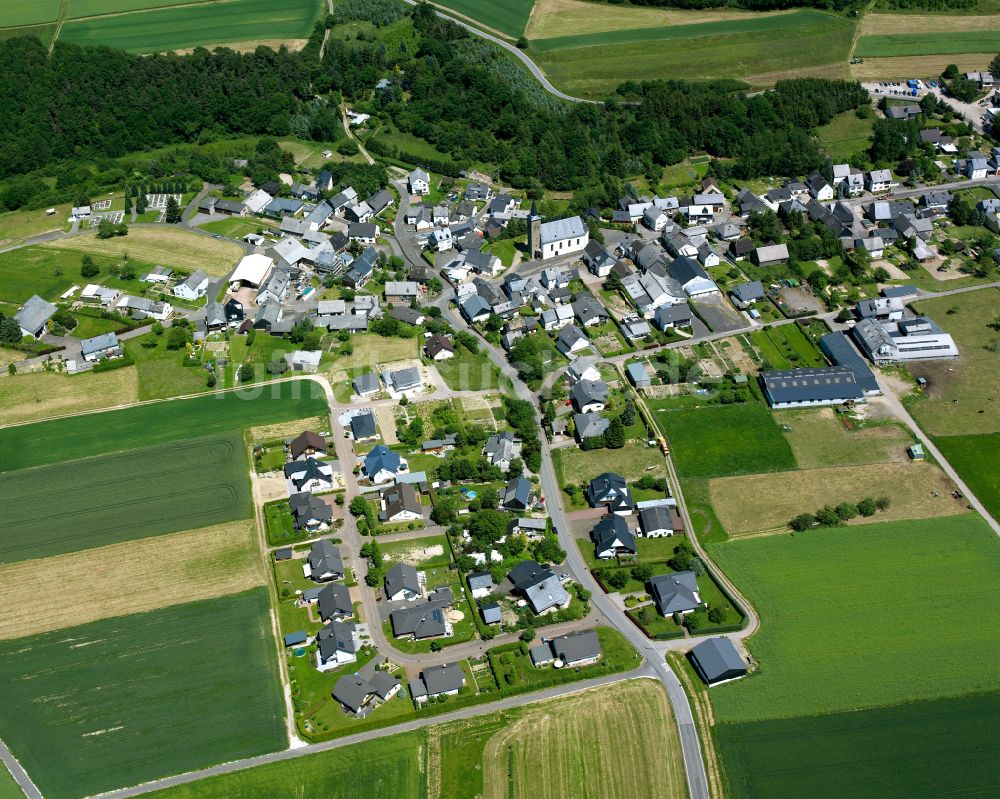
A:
481 679 687 799
0 520 262 639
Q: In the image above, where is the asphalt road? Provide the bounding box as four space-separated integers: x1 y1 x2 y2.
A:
398 0 596 105
92 666 657 799
0 743 40 799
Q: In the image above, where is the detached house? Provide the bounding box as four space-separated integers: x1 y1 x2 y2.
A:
591 514 636 560
424 334 455 361
316 621 358 671
14 295 57 337
571 379 608 413
411 662 466 703
379 483 422 524
173 269 209 301
866 169 894 193
483 432 521 471
690 637 747 686
289 431 327 461
284 457 335 494
304 539 344 581
363 445 408 484
556 324 589 357
385 563 421 602
586 472 634 515
318 583 353 622
583 240 616 277
290 493 334 532
530 630 602 668
408 168 430 195
650 571 701 616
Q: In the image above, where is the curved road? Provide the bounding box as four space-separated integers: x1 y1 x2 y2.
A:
399 0 599 105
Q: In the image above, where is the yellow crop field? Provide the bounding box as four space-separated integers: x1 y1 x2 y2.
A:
0 520 262 639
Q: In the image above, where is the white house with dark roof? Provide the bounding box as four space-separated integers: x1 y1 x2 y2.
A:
172 269 209 301
650 571 701 616
408 168 430 195
530 629 602 667
80 332 122 362
13 295 57 338
316 621 358 670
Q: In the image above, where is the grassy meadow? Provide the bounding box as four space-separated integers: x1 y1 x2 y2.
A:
815 111 876 162
0 432 251 561
41 226 242 275
0 589 285 799
651 401 796 480
0 379 327 471
59 0 322 52
708 514 1000 723
906 288 1000 437
0 367 142 428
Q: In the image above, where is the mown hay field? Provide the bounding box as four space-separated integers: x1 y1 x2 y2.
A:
480 679 686 799
861 11 1000 34
0 433 251 561
0 367 141 428
0 589 286 799
651 402 796 480
41 226 243 275
0 520 262 638
710 460 965 535
773 409 912 469
0 379 328 471
716 691 1000 799
525 0 787 39
59 0 323 53
707 515 1000 723
850 52 994 79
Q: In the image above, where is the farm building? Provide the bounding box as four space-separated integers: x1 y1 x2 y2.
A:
689 637 747 686
760 367 864 409
818 332 881 395
230 254 273 288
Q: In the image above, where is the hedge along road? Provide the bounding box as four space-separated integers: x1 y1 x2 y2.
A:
398 0 601 104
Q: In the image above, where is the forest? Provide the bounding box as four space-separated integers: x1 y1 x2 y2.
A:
0 2 870 213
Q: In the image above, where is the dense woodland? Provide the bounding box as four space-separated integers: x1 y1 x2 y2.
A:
0 2 869 212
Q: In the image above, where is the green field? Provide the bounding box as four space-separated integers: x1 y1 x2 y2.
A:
66 0 226 19
529 10 853 97
709 515 1000 723
856 30 1000 57
814 110 876 161
716 690 1000 799
0 0 62 27
433 0 534 37
59 0 323 52
652 402 796 479
0 379 327 472
935 433 1000 522
146 731 424 799
0 589 285 799
0 433 250 562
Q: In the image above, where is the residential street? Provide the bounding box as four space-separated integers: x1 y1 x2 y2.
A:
92 665 658 799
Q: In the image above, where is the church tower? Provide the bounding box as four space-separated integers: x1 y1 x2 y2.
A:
527 201 541 259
